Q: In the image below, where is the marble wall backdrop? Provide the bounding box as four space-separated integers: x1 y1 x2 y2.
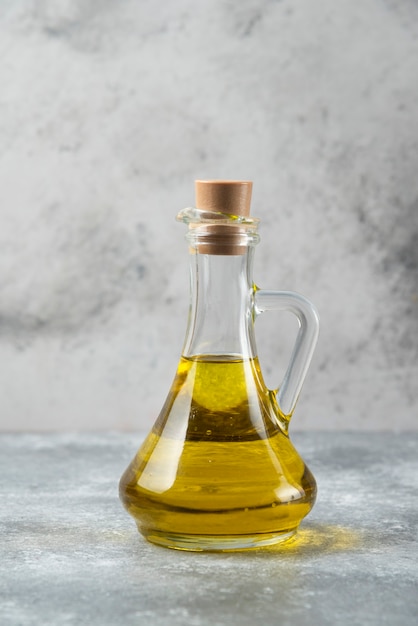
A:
0 0 417 431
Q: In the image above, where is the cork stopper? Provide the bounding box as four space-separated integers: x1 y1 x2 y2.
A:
192 180 255 255
195 180 252 216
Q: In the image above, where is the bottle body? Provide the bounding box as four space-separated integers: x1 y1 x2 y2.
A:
119 353 316 551
119 191 319 551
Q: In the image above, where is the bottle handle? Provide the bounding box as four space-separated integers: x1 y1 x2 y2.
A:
254 289 319 420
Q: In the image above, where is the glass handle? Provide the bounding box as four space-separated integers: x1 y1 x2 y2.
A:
254 290 319 419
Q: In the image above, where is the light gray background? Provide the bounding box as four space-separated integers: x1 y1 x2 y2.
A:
0 0 417 431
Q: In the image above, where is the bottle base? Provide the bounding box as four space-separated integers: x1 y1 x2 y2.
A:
140 528 298 552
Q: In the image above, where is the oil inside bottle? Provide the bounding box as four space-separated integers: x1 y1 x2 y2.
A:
119 355 316 551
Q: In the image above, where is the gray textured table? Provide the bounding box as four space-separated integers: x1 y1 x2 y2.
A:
1 432 417 626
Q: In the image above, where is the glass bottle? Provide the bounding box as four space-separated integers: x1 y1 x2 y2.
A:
119 180 320 551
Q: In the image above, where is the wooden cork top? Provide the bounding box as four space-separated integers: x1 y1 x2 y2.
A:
192 180 255 254
195 180 253 216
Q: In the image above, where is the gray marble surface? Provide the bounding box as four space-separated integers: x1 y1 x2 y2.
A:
1 431 417 625
0 0 418 432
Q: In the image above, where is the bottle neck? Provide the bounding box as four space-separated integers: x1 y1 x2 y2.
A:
182 247 257 359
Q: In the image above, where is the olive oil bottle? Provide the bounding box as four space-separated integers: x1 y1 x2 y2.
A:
119 181 319 551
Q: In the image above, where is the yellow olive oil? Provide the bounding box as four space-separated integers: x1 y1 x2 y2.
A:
119 355 316 551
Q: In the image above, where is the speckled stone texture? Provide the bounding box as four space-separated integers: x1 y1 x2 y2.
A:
0 1 418 431
0 432 417 625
